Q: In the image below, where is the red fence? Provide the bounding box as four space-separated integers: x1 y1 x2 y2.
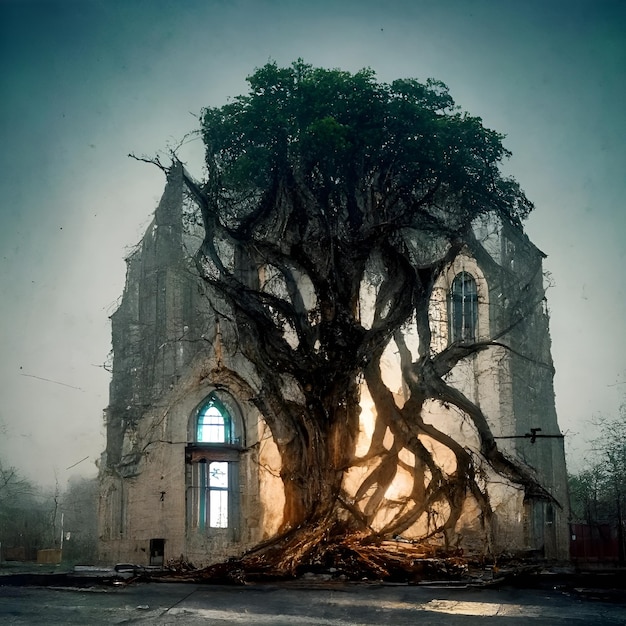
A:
570 523 620 562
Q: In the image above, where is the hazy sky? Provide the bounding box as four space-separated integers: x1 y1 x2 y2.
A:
1 0 624 487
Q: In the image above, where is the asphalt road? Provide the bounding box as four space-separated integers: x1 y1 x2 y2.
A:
1 580 625 625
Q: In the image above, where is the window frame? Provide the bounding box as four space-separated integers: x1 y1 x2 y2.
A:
196 395 233 444
449 271 479 343
186 391 243 536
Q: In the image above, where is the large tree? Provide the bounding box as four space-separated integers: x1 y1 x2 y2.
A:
177 60 547 572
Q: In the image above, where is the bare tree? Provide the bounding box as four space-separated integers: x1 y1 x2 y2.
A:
569 403 626 561
0 460 54 560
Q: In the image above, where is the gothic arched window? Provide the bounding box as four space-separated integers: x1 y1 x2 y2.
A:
196 396 232 444
449 272 478 343
187 393 240 533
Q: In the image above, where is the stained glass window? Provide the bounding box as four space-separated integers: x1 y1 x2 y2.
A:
197 397 231 443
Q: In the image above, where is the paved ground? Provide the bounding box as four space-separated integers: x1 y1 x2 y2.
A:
1 580 625 625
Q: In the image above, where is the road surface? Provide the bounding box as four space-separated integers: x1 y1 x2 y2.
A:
1 580 625 625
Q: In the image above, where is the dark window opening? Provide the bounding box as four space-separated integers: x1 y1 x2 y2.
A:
449 272 478 343
149 538 164 566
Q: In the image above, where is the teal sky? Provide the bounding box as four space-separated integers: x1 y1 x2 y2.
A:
1 0 624 486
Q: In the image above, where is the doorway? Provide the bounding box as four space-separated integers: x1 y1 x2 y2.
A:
149 538 165 566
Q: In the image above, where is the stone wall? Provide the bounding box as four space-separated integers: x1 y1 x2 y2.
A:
99 168 569 565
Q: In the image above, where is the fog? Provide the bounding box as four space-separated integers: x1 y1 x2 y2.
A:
0 0 624 488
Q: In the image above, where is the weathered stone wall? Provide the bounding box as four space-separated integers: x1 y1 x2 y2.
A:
100 165 267 565
99 169 569 565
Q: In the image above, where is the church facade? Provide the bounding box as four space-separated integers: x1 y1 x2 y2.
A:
98 164 569 567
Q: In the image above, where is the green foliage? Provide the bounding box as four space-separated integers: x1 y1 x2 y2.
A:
201 59 533 235
185 60 551 543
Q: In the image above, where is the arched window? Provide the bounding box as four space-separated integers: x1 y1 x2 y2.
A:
196 396 232 443
187 392 241 535
449 272 478 343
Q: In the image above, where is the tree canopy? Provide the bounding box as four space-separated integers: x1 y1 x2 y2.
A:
200 60 532 237
176 60 550 575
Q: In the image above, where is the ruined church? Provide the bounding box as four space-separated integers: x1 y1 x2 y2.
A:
98 163 569 567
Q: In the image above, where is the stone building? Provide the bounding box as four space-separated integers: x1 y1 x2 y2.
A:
98 164 569 567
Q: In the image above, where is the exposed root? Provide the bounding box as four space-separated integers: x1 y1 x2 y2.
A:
163 529 471 584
